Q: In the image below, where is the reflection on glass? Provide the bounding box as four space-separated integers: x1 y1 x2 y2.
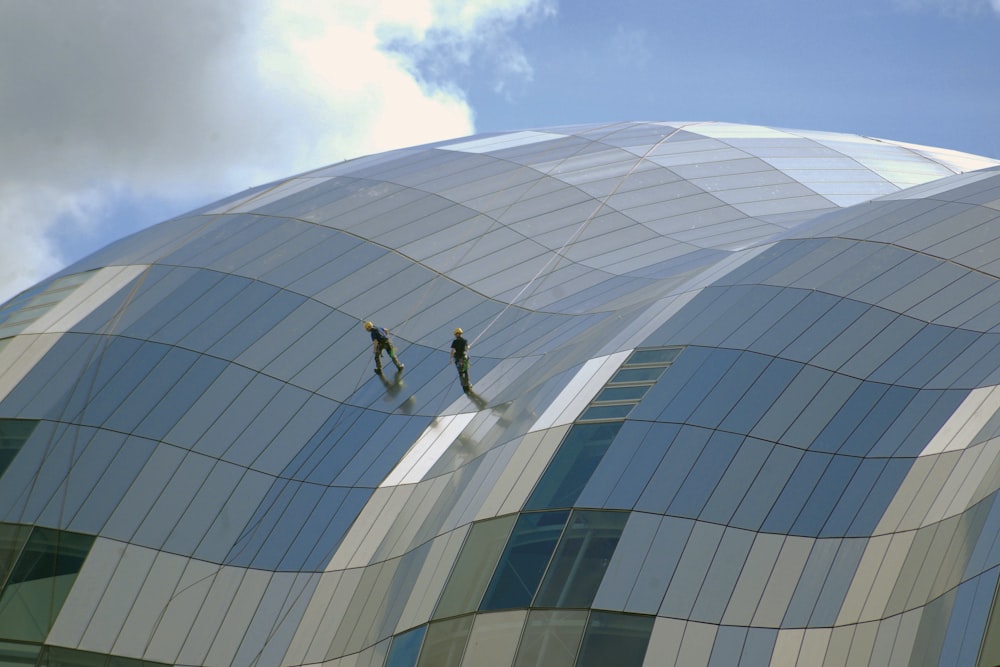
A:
0 527 95 642
526 424 623 510
534 511 628 608
0 420 37 480
480 512 569 611
513 610 587 667
610 367 665 384
578 404 634 421
0 524 30 589
461 610 526 667
595 386 648 402
0 640 39 666
416 615 474 667
0 271 94 341
434 515 517 619
578 346 683 423
576 612 654 667
40 645 172 666
386 625 427 667
628 348 682 365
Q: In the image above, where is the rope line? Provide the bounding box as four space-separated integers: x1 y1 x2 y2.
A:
469 123 700 348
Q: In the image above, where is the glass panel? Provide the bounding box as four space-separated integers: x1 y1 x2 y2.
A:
0 271 94 340
791 456 861 536
0 640 40 666
668 431 743 518
480 511 569 611
610 367 665 384
534 511 628 608
460 610 526 667
578 404 634 421
0 524 31 590
0 527 95 642
43 644 173 666
435 515 517 619
761 452 830 533
526 423 624 510
627 348 682 365
386 625 427 667
416 615 474 667
575 612 654 667
513 610 587 667
594 386 649 402
0 420 37 480
634 426 711 515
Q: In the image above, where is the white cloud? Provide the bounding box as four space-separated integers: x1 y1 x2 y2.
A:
0 0 549 302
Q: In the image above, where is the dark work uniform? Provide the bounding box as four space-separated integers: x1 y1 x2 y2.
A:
370 326 403 373
451 335 470 390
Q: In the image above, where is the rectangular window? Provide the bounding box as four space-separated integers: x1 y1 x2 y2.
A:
578 404 634 421
480 512 569 611
386 625 427 667
578 346 683 424
609 367 666 384
434 515 517 619
575 612 654 667
533 510 628 608
40 645 174 667
0 526 95 642
0 524 31 590
0 420 38 480
0 271 94 340
416 615 474 667
512 610 587 667
628 348 683 365
0 640 39 666
526 422 624 510
594 385 649 402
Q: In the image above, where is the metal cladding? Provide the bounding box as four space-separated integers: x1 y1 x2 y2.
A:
2 121 1000 666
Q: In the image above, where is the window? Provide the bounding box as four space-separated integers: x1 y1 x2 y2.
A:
480 511 569 611
526 422 624 511
533 511 628 608
578 347 682 422
0 271 95 340
0 525 95 642
0 420 38 480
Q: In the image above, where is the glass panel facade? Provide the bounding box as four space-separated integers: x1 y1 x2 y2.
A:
0 526 95 642
481 512 569 611
416 615 474 667
385 625 427 667
575 612 654 667
0 420 37 480
0 524 30 588
0 641 40 667
526 424 623 510
434 515 517 619
513 610 586 667
0 271 94 340
534 511 628 608
0 122 996 667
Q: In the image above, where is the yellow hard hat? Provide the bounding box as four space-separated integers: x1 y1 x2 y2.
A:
364 321 373 330
454 327 463 335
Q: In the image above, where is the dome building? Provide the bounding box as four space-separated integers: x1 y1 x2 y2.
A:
1 121 1000 666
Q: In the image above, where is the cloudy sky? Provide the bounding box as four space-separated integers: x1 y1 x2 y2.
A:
1 0 998 302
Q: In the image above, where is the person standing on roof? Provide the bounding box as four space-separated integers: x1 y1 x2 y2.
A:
364 321 404 374
450 327 471 391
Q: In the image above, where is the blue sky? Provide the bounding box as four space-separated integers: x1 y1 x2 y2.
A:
1 0 998 302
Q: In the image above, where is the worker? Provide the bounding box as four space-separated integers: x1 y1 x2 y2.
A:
450 327 471 391
364 321 404 374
